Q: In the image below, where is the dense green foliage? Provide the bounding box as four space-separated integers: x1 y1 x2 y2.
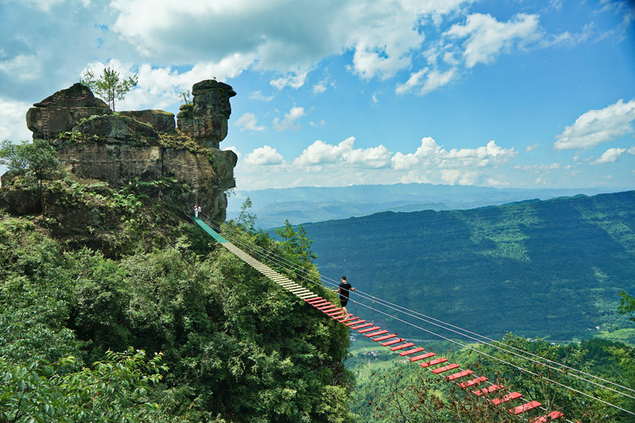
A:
347 335 635 422
0 181 354 421
304 191 635 340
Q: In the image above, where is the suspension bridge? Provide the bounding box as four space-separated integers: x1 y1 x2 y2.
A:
194 213 635 422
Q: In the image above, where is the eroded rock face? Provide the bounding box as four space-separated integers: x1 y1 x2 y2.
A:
15 80 238 222
118 110 176 133
26 83 111 140
177 80 236 149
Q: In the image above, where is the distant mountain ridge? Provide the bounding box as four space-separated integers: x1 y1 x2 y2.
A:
227 183 614 229
300 190 635 340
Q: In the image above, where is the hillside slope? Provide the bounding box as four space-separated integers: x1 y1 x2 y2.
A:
303 191 635 340
227 183 609 228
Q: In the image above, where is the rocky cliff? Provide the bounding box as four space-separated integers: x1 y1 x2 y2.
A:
18 80 237 222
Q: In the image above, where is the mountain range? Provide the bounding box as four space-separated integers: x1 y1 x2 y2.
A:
227 183 614 229
298 190 635 340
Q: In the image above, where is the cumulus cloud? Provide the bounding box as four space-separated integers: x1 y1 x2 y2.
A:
554 99 635 151
243 145 284 166
445 13 543 68
591 147 626 164
273 107 306 132
235 112 266 132
109 0 471 83
293 137 391 168
391 137 517 170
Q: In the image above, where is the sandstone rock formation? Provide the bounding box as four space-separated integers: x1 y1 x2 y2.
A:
12 80 238 222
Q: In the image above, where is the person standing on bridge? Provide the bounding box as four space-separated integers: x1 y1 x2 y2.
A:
335 276 355 317
194 204 201 219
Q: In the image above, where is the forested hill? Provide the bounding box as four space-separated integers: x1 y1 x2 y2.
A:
303 190 635 340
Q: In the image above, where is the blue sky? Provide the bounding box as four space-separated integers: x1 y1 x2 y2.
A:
1 0 634 191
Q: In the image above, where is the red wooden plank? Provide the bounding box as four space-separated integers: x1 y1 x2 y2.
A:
510 401 542 415
531 411 564 422
491 392 522 405
432 363 460 374
381 338 405 346
358 326 381 334
420 357 448 368
410 352 435 362
305 297 323 303
390 342 415 351
445 369 474 381
473 385 504 397
320 306 340 313
346 319 366 327
399 347 426 356
351 322 373 330
373 334 397 342
339 316 359 323
458 376 488 389
327 309 343 316
311 300 330 307
365 330 389 338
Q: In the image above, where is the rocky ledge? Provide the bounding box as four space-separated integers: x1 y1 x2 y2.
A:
7 80 238 222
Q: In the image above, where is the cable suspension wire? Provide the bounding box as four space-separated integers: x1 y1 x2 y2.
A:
200 214 635 408
345 290 635 417
216 222 635 401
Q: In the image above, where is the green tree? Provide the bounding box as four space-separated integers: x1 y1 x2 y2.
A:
0 139 63 215
618 291 635 322
0 349 175 423
80 66 138 111
237 197 258 234
0 139 62 183
274 220 317 265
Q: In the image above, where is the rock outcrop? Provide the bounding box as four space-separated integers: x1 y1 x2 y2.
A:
10 80 238 222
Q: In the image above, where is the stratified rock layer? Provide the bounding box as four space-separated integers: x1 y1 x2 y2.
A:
18 80 237 222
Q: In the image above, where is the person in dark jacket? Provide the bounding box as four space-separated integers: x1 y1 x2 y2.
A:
335 276 355 317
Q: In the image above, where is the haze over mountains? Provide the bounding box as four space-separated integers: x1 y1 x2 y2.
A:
227 183 615 229
299 190 635 341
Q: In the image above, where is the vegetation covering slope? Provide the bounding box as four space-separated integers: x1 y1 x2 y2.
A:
303 191 635 340
0 175 354 422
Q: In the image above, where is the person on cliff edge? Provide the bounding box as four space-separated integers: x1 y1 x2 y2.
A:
335 276 355 318
194 204 201 219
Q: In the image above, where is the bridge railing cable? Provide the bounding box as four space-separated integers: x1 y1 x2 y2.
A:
198 214 635 411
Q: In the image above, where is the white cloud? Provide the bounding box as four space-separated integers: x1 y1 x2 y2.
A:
313 81 327 94
109 0 471 82
554 99 635 150
250 91 274 101
396 69 426 95
591 147 626 164
0 98 33 141
391 137 516 170
445 13 543 68
526 143 539 152
273 106 305 132
395 67 458 96
243 145 284 166
235 112 266 132
85 57 253 112
270 69 312 90
293 137 391 168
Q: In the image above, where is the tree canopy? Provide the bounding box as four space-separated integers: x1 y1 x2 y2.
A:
80 66 138 111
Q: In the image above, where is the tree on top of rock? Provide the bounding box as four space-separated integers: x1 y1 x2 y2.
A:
80 66 138 111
